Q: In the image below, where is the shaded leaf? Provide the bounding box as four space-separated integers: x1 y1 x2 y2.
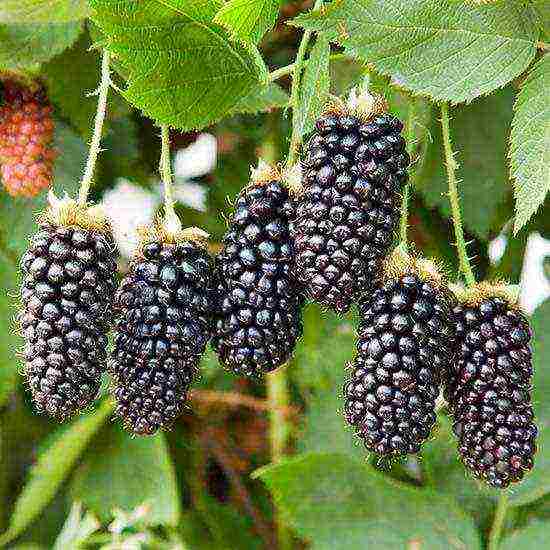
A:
214 0 280 44
90 0 268 130
0 400 112 546
255 453 481 549
69 425 180 525
500 522 547 550
0 21 82 70
532 0 550 42
510 55 550 233
292 0 538 103
0 0 89 23
230 82 289 115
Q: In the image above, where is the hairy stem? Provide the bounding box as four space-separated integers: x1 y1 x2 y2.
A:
159 125 176 221
287 0 324 166
78 50 111 206
269 53 346 82
488 494 509 550
399 97 416 248
440 102 476 287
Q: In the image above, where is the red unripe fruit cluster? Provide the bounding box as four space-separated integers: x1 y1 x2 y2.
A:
0 81 57 198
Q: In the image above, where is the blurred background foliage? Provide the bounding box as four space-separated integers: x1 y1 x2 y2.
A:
0 1 549 549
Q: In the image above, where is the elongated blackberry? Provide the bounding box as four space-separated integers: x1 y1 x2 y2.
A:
292 93 409 313
343 251 455 457
110 223 214 435
446 284 537 488
19 194 117 420
212 163 303 378
0 80 57 197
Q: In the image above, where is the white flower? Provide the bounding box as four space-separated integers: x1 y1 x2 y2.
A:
174 133 217 179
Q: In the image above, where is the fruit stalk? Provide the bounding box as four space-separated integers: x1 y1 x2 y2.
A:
399 97 416 249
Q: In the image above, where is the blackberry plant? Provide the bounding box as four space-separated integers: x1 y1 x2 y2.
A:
110 222 214 435
0 79 57 197
291 93 410 313
212 162 303 378
19 195 118 420
446 284 537 488
343 250 456 457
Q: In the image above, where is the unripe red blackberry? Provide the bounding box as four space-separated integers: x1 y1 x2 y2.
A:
446 284 537 488
19 194 118 420
292 93 409 313
343 250 455 457
110 222 214 435
212 163 304 378
0 80 57 198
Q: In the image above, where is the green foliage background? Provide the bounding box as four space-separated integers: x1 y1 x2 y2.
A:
0 0 549 548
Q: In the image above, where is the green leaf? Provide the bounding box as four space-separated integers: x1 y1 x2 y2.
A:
230 82 289 115
255 453 481 549
0 400 112 546
214 0 280 44
90 0 268 130
532 0 550 42
418 86 514 238
0 0 89 23
295 34 331 138
509 299 550 506
292 0 538 103
0 21 82 70
52 502 99 550
510 55 550 234
500 522 547 550
69 425 180 525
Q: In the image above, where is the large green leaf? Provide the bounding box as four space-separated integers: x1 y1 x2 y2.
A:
90 0 268 130
509 299 550 506
292 0 538 103
500 522 547 550
69 425 180 525
510 55 550 234
295 34 331 139
0 21 82 70
0 400 112 546
418 86 515 239
0 0 89 23
255 453 481 549
214 0 280 44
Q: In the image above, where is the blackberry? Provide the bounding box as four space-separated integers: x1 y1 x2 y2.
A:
212 163 303 378
19 195 118 420
292 93 409 313
0 80 57 197
110 224 214 435
447 284 537 488
343 251 455 457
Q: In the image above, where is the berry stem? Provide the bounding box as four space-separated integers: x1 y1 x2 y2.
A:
268 53 345 82
78 49 111 206
488 494 509 550
287 0 324 166
440 102 476 287
159 125 177 224
399 97 416 249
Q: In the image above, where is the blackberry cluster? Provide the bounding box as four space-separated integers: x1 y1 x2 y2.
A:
110 235 214 435
292 106 409 313
343 270 455 456
19 221 117 420
0 80 56 198
212 174 303 378
448 295 537 488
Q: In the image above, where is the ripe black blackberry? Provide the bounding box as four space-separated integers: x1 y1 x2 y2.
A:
110 223 214 435
446 284 537 488
212 163 303 378
292 93 409 313
343 251 455 457
19 194 118 420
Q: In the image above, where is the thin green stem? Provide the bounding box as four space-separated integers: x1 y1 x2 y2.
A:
268 53 345 82
488 494 509 550
399 97 417 248
78 50 111 206
159 125 176 221
287 0 324 166
440 102 476 287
